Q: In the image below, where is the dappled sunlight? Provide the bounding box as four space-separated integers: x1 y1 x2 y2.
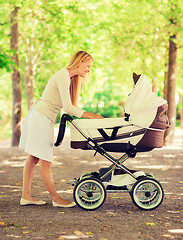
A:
52 161 63 166
0 160 25 168
128 159 143 164
165 192 182 198
0 184 22 193
6 235 22 239
10 156 26 160
0 159 11 167
168 229 183 234
79 159 109 166
136 154 153 158
57 230 93 239
0 155 26 168
137 164 173 170
9 161 25 167
163 154 176 158
42 190 72 194
0 185 22 189
57 234 91 239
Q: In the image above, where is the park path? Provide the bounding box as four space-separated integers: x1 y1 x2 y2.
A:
0 128 183 240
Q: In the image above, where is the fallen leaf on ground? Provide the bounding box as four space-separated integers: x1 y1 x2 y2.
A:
0 195 7 198
103 228 109 231
145 222 156 226
128 211 133 214
13 224 21 227
16 182 22 186
74 230 82 235
86 232 93 235
111 196 122 199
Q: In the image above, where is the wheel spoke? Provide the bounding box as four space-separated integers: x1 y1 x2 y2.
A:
131 177 164 210
74 177 106 211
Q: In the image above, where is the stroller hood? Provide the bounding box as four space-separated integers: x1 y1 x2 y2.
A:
124 74 167 127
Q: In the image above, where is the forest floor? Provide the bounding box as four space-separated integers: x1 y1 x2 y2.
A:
0 128 183 240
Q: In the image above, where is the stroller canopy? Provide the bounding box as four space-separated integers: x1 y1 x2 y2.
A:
124 74 167 128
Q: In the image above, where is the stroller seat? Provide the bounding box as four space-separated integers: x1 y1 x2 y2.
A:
70 103 169 153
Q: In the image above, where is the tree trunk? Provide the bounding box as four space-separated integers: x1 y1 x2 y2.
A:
24 15 37 110
152 77 158 95
180 94 183 128
11 6 21 146
164 34 177 145
164 62 168 100
25 65 34 110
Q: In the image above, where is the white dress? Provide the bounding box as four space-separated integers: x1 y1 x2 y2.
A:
19 109 54 162
19 68 84 162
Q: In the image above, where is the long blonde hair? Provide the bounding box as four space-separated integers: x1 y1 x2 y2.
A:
67 51 93 106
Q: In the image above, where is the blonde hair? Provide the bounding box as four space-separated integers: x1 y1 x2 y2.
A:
67 51 93 106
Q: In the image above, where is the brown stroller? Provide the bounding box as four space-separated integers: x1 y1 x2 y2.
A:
55 73 169 211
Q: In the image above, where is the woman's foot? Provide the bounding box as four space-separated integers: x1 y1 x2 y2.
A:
52 197 76 208
20 197 47 206
52 200 76 208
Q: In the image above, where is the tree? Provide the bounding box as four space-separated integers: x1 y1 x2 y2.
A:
164 0 179 145
11 5 21 146
1 0 183 144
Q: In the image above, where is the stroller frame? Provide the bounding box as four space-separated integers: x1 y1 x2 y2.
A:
55 114 164 211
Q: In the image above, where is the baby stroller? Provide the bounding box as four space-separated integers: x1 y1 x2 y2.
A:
55 73 170 211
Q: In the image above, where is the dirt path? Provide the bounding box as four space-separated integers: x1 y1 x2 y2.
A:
0 129 183 240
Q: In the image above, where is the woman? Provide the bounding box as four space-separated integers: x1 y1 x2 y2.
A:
19 50 103 208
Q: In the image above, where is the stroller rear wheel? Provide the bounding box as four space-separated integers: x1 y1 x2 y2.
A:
73 177 106 211
130 177 164 210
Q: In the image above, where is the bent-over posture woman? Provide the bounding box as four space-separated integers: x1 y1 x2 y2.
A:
19 50 103 208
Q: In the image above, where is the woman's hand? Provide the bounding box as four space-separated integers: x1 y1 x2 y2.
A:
81 111 104 119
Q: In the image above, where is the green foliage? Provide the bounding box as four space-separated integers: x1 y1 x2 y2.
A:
0 53 11 72
0 0 183 134
82 80 126 118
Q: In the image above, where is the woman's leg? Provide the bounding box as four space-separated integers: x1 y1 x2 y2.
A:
40 160 72 205
22 154 39 201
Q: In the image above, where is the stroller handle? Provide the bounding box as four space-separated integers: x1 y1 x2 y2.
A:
54 114 73 147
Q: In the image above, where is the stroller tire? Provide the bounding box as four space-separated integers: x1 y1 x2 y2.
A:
130 177 164 210
73 177 106 211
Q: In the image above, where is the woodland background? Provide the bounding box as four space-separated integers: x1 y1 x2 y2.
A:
0 0 183 146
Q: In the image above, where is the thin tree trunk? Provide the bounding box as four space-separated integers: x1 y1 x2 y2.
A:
11 6 21 146
180 94 183 128
164 62 168 101
25 65 34 110
24 14 37 110
152 77 158 95
164 34 177 145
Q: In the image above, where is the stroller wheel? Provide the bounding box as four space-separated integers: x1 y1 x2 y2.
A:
73 177 106 211
130 177 164 210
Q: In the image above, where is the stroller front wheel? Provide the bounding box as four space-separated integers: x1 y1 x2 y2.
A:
130 177 164 210
73 177 106 211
